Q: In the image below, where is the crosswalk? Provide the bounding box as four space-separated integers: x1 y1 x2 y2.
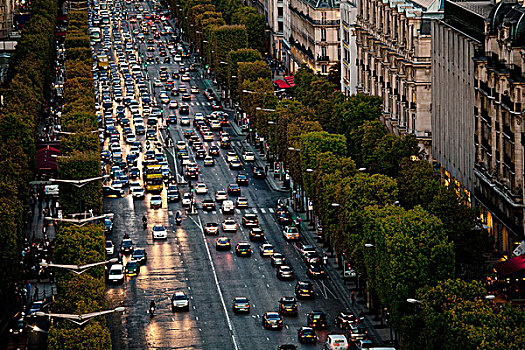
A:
187 101 211 106
201 207 275 215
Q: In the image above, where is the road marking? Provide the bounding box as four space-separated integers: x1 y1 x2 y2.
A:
235 209 240 214
251 208 257 214
260 208 266 213
195 215 240 350
268 208 274 213
266 284 270 288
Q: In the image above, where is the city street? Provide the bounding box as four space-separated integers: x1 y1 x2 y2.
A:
101 1 349 349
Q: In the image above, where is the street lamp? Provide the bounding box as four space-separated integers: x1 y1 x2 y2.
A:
268 120 276 125
257 107 276 112
358 167 367 172
305 168 314 173
35 307 125 326
49 175 109 188
40 258 118 275
331 203 341 207
44 214 109 226
364 243 374 248
288 147 301 152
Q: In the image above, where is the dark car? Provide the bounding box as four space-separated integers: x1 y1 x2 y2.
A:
307 264 326 279
242 213 258 227
306 311 327 329
103 186 125 197
202 199 216 211
253 166 266 179
262 312 283 330
120 238 134 254
279 297 298 316
277 345 297 350
249 227 264 241
235 174 249 186
232 297 250 313
297 327 317 344
276 210 293 225
209 145 220 156
295 281 315 299
348 323 368 341
271 253 287 267
335 311 359 329
196 149 206 159
211 100 222 110
167 185 180 202
277 265 295 280
235 242 252 257
227 183 241 196
129 167 140 179
131 248 148 264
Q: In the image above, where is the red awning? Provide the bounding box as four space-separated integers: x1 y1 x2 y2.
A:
284 75 295 87
273 79 290 89
494 255 525 276
36 146 60 170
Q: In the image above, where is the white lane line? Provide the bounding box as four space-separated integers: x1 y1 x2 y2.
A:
268 208 274 213
195 215 240 350
260 208 266 214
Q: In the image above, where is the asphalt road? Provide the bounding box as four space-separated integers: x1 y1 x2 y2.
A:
102 1 347 349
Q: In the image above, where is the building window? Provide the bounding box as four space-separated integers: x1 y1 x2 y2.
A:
321 12 326 24
321 46 327 57
321 65 327 74
278 21 283 32
321 28 326 41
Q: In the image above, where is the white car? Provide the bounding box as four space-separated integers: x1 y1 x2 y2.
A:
195 183 208 194
168 101 178 109
108 264 124 283
181 155 191 165
226 152 238 162
182 192 192 206
176 141 187 150
130 185 145 199
181 74 190 81
171 291 189 310
243 151 255 162
159 94 170 104
283 226 300 240
180 116 190 125
203 132 214 141
150 195 162 208
259 244 275 257
154 79 163 87
215 190 228 201
105 240 115 255
174 55 182 62
152 225 168 240
222 219 238 232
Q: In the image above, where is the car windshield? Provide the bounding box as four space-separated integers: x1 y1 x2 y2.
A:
153 226 164 231
173 294 187 300
267 314 280 320
122 240 132 247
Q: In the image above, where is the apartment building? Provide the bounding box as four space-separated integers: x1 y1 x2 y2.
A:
340 0 357 94
0 0 15 39
354 0 442 155
431 0 492 195
473 1 525 255
288 0 340 74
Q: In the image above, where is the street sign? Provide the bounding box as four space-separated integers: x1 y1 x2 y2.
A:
513 241 525 257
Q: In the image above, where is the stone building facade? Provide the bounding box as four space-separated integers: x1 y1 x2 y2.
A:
354 0 443 155
340 0 358 95
473 2 525 255
288 0 340 74
0 0 15 39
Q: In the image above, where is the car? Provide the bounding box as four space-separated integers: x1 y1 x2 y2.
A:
204 222 220 235
228 183 241 196
209 146 220 156
211 100 222 110
277 345 297 350
182 193 192 207
235 242 252 257
355 339 373 349
299 244 317 258
215 190 227 201
180 115 191 125
152 224 168 240
27 301 45 318
215 236 231 250
171 291 190 311
168 100 178 109
325 335 349 350
105 240 115 255
307 264 326 279
159 93 170 104
303 251 321 265
232 297 250 313
108 263 124 283
335 311 359 329
129 167 141 179
195 182 208 194
131 249 147 266
150 195 162 209
203 131 214 141
203 156 215 166
297 327 317 344
277 210 293 225
183 129 195 138
348 323 368 342
167 185 180 202
190 86 199 94
283 226 300 240
130 185 145 199
278 296 298 316
262 312 283 330
271 253 287 267
229 159 242 169
243 151 255 162
307 311 327 329
196 149 206 159
8 314 26 336
181 73 190 81
125 260 140 276
295 281 315 299
222 200 235 214
249 227 264 241
103 185 125 197
242 213 258 227
200 198 215 211
181 93 191 101
277 265 295 280
222 219 237 232
120 238 134 254
259 244 275 257
226 152 237 162
236 173 249 186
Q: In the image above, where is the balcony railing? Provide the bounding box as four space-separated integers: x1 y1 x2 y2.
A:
289 6 339 26
317 55 330 62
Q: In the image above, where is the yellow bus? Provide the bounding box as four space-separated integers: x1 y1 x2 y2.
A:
145 164 163 192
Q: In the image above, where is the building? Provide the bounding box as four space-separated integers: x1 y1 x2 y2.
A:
0 0 15 39
288 0 340 74
473 2 525 255
340 0 358 95
354 0 443 155
266 0 286 61
431 0 493 195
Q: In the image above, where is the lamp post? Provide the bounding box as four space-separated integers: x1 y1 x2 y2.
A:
40 258 118 275
35 307 125 326
49 175 109 217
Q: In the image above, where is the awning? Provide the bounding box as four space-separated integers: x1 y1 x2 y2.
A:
273 79 290 89
284 75 295 87
494 255 525 276
36 145 60 170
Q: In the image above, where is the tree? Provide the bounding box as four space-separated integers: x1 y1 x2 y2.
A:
226 48 261 100
335 93 383 141
209 25 247 85
236 60 271 98
231 7 265 53
239 78 277 132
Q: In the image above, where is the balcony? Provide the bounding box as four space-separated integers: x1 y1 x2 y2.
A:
317 55 330 62
289 6 339 27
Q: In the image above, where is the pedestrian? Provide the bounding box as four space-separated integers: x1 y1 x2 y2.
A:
351 291 356 306
323 252 328 266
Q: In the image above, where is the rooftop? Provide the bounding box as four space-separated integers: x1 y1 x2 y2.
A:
303 0 341 9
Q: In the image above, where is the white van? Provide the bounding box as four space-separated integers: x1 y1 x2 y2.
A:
222 200 234 214
325 334 349 350
108 264 124 283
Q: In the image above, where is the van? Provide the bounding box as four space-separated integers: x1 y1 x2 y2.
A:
108 264 124 284
222 200 234 214
325 334 349 350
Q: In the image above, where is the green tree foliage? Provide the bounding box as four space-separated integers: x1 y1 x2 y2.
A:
226 48 261 100
237 60 271 98
400 279 525 350
209 25 247 85
231 7 265 53
239 78 277 130
335 93 382 141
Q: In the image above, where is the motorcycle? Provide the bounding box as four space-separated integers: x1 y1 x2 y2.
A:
175 211 182 225
149 305 155 317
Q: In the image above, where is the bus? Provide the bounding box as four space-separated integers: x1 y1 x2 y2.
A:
145 164 163 192
90 28 101 43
